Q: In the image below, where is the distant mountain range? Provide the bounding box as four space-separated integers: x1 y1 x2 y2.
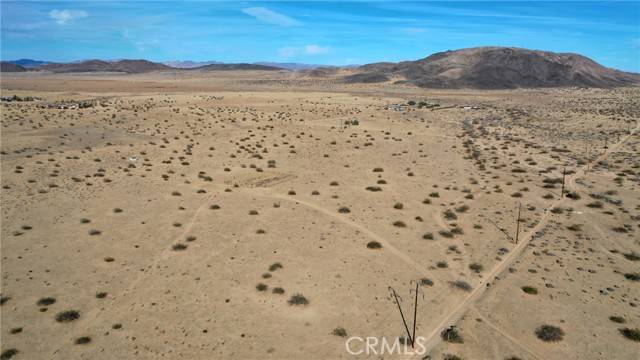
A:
162 60 223 68
6 59 52 68
2 47 639 89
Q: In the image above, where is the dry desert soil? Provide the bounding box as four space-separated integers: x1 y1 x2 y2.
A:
1 71 639 360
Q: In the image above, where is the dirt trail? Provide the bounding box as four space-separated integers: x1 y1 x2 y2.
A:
244 187 433 279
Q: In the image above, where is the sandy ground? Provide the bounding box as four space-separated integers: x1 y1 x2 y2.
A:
1 71 639 360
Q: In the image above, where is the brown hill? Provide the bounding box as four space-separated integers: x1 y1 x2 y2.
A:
38 59 172 73
1 62 27 72
346 47 640 89
193 63 284 71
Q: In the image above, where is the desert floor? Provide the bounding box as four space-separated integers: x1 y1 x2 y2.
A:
1 71 639 360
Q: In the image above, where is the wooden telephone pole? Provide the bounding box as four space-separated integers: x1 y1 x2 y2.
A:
561 167 566 197
515 202 522 244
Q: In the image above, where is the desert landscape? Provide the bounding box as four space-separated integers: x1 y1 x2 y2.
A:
1 57 639 360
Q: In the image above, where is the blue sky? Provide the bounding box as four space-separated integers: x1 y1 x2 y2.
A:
2 1 639 71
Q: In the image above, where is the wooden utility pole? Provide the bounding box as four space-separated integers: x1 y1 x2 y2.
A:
561 167 566 197
389 287 413 347
515 203 522 244
412 282 418 347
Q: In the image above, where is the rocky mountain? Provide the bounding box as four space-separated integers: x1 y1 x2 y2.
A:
193 63 284 71
38 59 172 73
163 60 223 68
0 62 27 72
344 47 640 89
7 59 51 68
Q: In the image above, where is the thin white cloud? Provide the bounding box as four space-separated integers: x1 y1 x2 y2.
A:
304 45 330 55
278 46 297 58
278 44 330 58
241 7 300 27
49 9 88 25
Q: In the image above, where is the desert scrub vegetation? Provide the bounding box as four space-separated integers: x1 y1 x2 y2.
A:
338 207 350 214
1 349 18 360
450 280 472 291
393 202 404 210
618 328 640 342
623 252 640 261
419 278 434 286
288 293 309 306
55 310 80 323
332 327 348 337
367 241 382 249
392 220 406 227
256 283 268 292
272 287 285 294
441 327 463 343
522 286 538 295
74 336 92 345
609 316 626 324
535 325 564 342
172 243 188 251
624 273 640 281
269 262 283 272
443 209 457 220
37 297 56 306
422 232 434 240
469 263 483 273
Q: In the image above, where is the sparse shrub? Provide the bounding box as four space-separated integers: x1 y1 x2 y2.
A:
332 327 347 337
450 280 472 291
422 232 434 240
624 273 640 281
74 336 91 345
609 316 626 324
392 221 406 227
37 297 56 306
256 283 268 292
441 327 463 343
623 252 640 261
55 310 80 323
565 191 580 200
535 325 564 342
1 349 18 360
439 230 454 238
272 287 285 294
443 355 462 360
338 207 350 214
367 241 382 249
393 202 404 210
419 278 434 286
172 243 187 251
567 224 582 231
88 229 101 235
443 209 457 220
522 286 538 295
619 328 640 342
366 186 382 192
469 263 483 273
436 261 448 268
269 262 283 271
586 201 603 208
288 293 309 306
